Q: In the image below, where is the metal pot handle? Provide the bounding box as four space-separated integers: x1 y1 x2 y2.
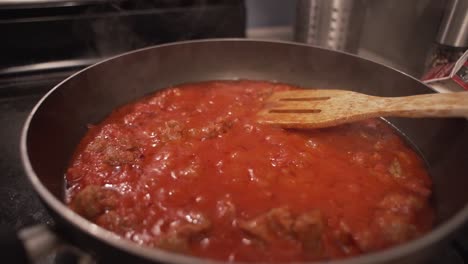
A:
18 225 60 261
0 225 94 264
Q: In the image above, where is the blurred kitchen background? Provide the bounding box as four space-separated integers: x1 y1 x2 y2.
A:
1 0 467 95
247 0 467 78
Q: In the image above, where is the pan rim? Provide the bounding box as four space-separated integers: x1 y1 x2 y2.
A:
20 38 468 264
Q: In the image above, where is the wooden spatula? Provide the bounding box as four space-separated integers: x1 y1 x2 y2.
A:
257 89 468 129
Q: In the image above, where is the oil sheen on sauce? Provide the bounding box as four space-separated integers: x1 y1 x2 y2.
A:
65 80 433 262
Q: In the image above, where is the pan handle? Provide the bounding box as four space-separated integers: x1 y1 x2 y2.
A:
18 225 60 261
0 225 93 264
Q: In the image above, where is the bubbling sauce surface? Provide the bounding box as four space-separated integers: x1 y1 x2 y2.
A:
66 80 433 262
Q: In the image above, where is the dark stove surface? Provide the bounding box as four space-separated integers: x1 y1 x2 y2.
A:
0 75 467 263
0 91 54 229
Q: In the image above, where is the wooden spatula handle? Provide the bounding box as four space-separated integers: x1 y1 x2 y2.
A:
375 92 468 118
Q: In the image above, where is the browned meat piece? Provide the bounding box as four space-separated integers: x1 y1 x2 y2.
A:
87 127 141 166
332 221 361 255
216 196 236 219
71 185 119 220
238 207 294 242
87 137 106 152
378 192 425 215
388 158 403 178
184 116 237 140
374 211 419 244
351 152 367 166
172 213 211 237
159 120 185 142
353 201 422 252
396 151 413 165
403 180 431 198
96 211 138 232
268 207 295 236
158 235 190 254
102 145 140 166
293 210 324 258
176 158 201 179
239 207 325 258
238 213 275 242
156 118 235 142
159 212 211 254
352 229 375 252
374 141 384 150
200 117 235 139
97 211 121 230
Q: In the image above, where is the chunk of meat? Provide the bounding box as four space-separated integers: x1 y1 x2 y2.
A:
292 210 324 258
102 144 140 165
87 126 141 166
174 212 211 237
332 221 361 255
96 210 138 232
352 229 375 252
396 151 413 165
268 207 295 237
403 180 431 197
97 211 121 230
239 208 325 258
159 212 211 254
169 156 201 180
71 185 119 220
158 234 190 254
378 192 425 215
388 158 403 178
374 211 419 244
238 207 294 242
159 120 185 142
186 117 237 140
216 196 236 219
354 209 421 252
239 216 272 242
199 116 236 139
353 192 426 252
351 152 367 166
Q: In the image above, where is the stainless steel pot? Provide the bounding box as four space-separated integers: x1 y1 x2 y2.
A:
20 39 468 263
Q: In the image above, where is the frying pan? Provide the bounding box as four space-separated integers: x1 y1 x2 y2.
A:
18 39 468 263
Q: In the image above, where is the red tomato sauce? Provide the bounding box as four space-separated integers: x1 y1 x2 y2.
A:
65 80 433 262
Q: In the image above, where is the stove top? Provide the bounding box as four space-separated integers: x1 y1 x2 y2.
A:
0 87 54 229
